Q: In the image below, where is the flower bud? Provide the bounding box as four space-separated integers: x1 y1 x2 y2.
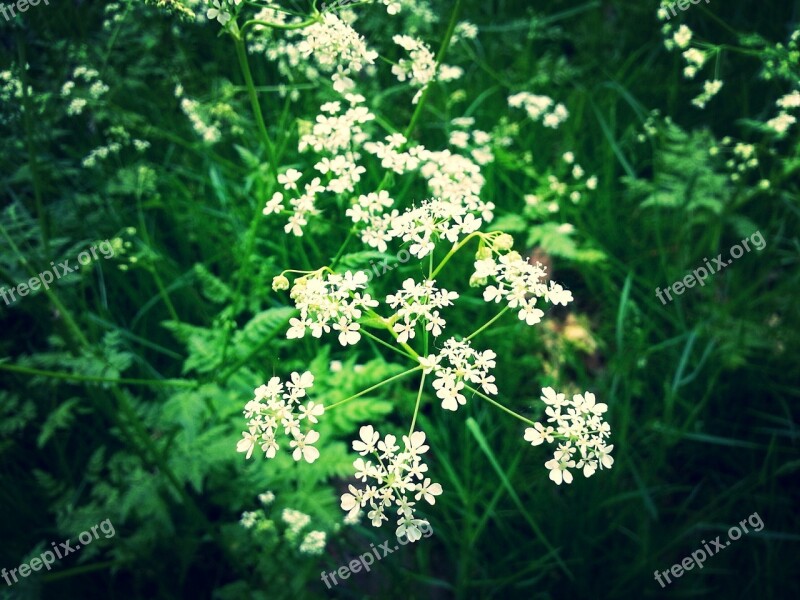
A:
469 274 487 288
272 275 290 291
475 246 493 260
494 233 514 252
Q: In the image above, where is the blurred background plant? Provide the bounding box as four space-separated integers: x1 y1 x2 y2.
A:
0 0 797 598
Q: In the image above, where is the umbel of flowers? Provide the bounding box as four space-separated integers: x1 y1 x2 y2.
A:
237 195 614 537
219 0 614 539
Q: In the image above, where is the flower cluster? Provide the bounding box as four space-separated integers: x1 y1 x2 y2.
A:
240 494 329 556
658 21 722 109
386 197 483 259
508 92 569 128
710 138 760 183
61 66 110 117
298 13 378 92
285 270 378 346
263 173 325 236
391 35 462 103
236 371 324 463
363 133 422 174
448 119 494 165
300 98 375 154
424 338 497 411
386 278 459 343
691 79 723 110
419 150 491 217
766 89 800 135
175 83 222 144
524 387 613 485
473 249 573 325
340 426 441 541
82 126 149 168
392 35 436 86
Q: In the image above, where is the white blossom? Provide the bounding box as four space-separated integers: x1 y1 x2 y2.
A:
237 372 324 463
524 387 613 484
340 429 439 540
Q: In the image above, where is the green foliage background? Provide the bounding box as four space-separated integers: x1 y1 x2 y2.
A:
1 0 798 598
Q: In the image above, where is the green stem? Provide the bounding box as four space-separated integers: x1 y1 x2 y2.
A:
430 232 481 279
361 329 416 360
0 363 197 388
408 371 427 435
324 366 421 410
233 26 277 174
240 16 319 35
464 384 537 427
330 227 357 267
365 308 419 359
465 306 510 341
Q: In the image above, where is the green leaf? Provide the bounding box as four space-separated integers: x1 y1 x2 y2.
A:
490 214 528 233
37 398 81 448
193 263 232 304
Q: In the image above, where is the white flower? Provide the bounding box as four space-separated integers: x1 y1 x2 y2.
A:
353 425 379 455
766 112 796 134
525 387 613 485
240 511 258 528
396 517 428 542
509 92 569 128
237 427 259 459
692 79 723 109
207 0 230 25
392 35 437 88
298 401 325 423
430 339 496 410
333 319 361 346
418 354 440 373
545 457 575 485
524 423 554 446
341 428 440 536
237 372 323 463
340 484 363 519
777 90 800 109
263 192 284 215
673 25 692 49
291 430 321 463
415 478 443 505
278 168 303 190
299 530 327 555
283 269 377 347
296 13 378 78
473 246 572 319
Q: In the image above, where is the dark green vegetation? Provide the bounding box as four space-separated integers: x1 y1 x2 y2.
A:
1 0 798 598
